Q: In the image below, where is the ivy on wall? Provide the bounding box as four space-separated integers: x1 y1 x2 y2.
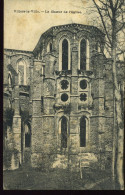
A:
20 109 31 124
3 108 14 127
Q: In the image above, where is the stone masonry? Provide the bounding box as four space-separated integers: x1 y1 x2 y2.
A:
3 23 124 171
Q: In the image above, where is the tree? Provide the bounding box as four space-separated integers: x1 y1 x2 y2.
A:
92 0 124 190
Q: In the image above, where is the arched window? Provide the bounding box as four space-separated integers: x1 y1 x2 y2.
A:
80 39 86 70
61 116 67 148
80 116 86 147
17 59 26 85
62 39 68 70
25 124 31 148
79 39 89 70
59 38 70 71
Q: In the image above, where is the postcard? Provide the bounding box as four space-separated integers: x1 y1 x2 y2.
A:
3 0 124 190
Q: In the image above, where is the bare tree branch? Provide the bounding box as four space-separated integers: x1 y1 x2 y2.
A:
116 51 125 56
108 0 114 10
116 23 125 33
117 0 124 10
98 0 108 7
89 1 124 189
115 0 119 10
93 0 112 45
106 6 113 22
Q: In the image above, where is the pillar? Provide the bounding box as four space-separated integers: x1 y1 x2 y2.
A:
12 81 21 169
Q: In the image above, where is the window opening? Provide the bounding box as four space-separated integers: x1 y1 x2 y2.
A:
61 80 69 90
25 124 31 148
80 116 86 147
61 93 68 102
80 93 87 101
62 39 68 70
80 80 87 89
50 43 52 52
61 116 67 148
80 39 86 70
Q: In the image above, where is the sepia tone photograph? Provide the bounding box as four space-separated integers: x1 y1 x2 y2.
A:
3 0 124 190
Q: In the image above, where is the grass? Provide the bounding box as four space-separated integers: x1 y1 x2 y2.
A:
3 167 114 190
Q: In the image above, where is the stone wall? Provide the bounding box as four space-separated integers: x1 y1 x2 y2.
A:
4 24 121 171
31 24 113 170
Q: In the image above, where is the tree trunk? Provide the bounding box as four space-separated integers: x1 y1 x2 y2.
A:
92 0 124 189
115 89 124 190
112 89 116 188
112 44 124 190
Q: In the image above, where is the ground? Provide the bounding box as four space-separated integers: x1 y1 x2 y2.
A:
3 167 114 190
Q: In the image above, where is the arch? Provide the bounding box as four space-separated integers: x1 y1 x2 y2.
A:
24 123 31 148
80 116 87 147
78 38 89 70
59 37 70 71
17 59 27 85
55 29 75 37
11 53 31 58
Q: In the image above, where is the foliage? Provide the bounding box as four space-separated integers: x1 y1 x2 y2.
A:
20 109 31 124
85 0 124 62
64 103 71 114
3 108 14 127
53 103 71 114
55 70 72 76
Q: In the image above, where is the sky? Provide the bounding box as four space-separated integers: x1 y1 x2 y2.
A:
4 0 95 51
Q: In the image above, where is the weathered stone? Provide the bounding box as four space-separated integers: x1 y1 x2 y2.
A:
4 23 123 171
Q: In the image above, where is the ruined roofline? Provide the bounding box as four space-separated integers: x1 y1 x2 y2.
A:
51 23 105 35
4 48 33 54
33 23 105 55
